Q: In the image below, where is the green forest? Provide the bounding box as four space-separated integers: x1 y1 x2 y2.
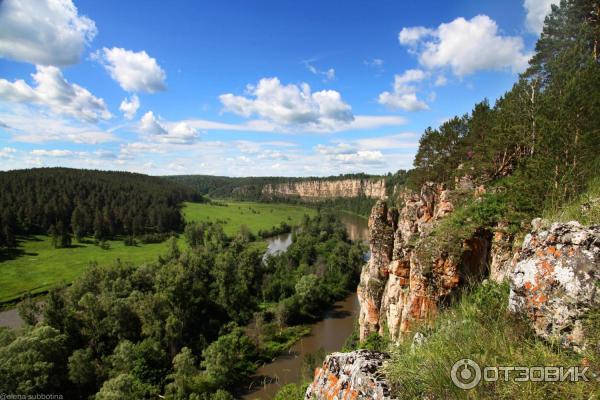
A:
404 0 599 223
0 212 364 399
0 168 202 248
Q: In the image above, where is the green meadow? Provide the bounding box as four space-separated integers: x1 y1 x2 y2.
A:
0 201 315 304
181 201 316 236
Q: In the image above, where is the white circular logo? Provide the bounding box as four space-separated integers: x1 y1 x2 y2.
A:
451 358 481 389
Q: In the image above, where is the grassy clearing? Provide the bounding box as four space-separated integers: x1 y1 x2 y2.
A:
182 201 316 236
385 282 600 399
0 201 314 304
0 236 169 303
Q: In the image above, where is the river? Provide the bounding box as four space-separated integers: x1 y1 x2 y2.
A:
244 211 368 399
242 294 359 399
263 211 368 258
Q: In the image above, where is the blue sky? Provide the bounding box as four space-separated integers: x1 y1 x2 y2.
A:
0 0 556 176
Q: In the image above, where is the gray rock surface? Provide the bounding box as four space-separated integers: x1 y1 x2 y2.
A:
509 221 600 350
304 350 393 400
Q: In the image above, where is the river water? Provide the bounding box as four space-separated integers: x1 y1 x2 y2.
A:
244 212 368 399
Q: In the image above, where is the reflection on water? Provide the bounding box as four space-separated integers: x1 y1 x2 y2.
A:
264 232 293 257
263 212 368 258
336 212 369 243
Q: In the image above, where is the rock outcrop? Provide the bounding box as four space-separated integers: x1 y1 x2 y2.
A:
304 350 393 400
489 222 516 283
358 183 492 342
262 178 386 200
509 221 600 351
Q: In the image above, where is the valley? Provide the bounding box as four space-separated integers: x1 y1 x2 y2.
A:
0 0 599 399
0 200 317 305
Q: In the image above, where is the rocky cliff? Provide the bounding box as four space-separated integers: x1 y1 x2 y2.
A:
357 182 493 341
307 183 600 398
262 178 386 200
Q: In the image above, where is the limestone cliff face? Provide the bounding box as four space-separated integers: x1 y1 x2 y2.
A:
261 178 386 200
358 183 491 342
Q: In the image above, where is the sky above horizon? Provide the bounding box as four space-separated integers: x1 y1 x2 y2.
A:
0 0 558 177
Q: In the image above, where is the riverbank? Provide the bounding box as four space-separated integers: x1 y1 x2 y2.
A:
242 293 360 399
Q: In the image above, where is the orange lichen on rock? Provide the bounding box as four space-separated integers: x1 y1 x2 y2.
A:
304 350 392 400
509 221 600 351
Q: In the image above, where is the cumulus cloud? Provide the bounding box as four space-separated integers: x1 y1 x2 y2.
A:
399 15 530 76
94 47 167 93
139 111 199 144
524 0 559 34
0 65 111 122
120 94 140 119
0 0 97 66
378 69 429 111
399 26 434 46
219 77 353 131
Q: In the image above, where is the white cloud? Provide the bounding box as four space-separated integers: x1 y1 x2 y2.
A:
346 115 407 130
219 77 354 131
0 0 97 66
30 149 83 157
524 0 559 34
119 94 140 119
378 93 429 112
352 132 420 150
94 150 117 159
0 107 117 144
0 65 111 122
435 75 448 86
305 62 336 81
315 143 385 165
378 69 429 111
399 27 434 46
139 111 199 144
180 114 406 134
94 47 167 93
364 58 384 72
400 15 530 76
0 147 16 158
235 140 296 154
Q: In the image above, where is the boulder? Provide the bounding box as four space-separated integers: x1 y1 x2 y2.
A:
304 350 393 400
509 221 600 350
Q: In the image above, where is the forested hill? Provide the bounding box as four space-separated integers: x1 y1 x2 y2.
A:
164 173 386 199
0 168 202 247
403 0 600 220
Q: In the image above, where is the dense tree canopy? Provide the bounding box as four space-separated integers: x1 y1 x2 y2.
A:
0 168 202 247
407 0 600 218
0 211 363 398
